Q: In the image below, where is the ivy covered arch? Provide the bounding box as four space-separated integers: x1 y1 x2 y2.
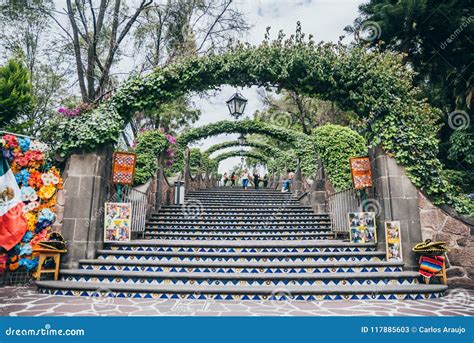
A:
177 119 315 174
212 150 267 164
204 140 283 158
45 39 468 211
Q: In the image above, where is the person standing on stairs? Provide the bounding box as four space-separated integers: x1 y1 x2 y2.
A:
223 172 229 187
242 169 249 190
282 169 295 192
263 174 269 188
253 169 260 190
230 172 236 187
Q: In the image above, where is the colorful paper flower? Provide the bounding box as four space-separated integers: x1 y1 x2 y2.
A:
18 137 31 152
22 231 34 243
29 140 49 152
21 186 37 202
19 257 38 271
31 229 47 246
38 208 55 223
28 170 43 189
3 134 18 148
19 243 32 256
38 185 56 200
41 171 59 186
22 201 39 213
15 169 30 186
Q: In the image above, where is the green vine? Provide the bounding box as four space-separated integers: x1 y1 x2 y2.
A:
212 150 268 164
313 124 368 190
133 130 169 184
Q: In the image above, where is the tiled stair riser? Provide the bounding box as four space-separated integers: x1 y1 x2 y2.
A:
37 288 445 301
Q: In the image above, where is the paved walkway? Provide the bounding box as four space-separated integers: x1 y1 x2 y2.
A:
0 286 472 316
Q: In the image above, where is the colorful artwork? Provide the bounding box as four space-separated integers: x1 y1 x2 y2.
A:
385 221 403 261
348 212 377 243
104 203 131 242
349 157 372 190
0 134 63 273
112 152 136 185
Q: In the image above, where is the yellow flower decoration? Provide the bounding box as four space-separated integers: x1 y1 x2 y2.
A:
38 185 56 200
24 212 37 231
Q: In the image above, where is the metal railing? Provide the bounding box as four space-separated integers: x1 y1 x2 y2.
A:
106 184 149 235
327 188 361 233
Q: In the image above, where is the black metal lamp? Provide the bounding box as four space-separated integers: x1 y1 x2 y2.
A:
226 92 248 119
237 133 246 146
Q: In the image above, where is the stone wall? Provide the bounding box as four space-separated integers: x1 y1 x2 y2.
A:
418 192 474 289
369 147 422 270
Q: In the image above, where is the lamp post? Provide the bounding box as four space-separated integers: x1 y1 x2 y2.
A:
237 133 246 146
226 92 248 120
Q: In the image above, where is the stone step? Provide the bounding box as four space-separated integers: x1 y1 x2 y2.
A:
160 205 313 210
147 218 331 224
78 259 404 274
36 281 447 301
145 224 331 230
106 240 378 253
59 269 420 286
96 250 386 262
143 232 333 240
144 228 332 235
151 213 329 219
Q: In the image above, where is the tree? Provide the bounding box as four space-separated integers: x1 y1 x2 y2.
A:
0 1 68 135
39 0 153 103
254 89 355 135
0 59 35 128
346 0 474 193
346 0 473 111
131 0 249 134
133 0 249 72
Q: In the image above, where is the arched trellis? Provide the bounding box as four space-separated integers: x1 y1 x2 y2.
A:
177 120 315 175
204 140 284 159
212 150 268 164
46 40 458 208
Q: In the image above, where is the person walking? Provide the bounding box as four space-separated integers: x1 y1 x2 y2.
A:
282 169 295 193
230 172 236 187
223 172 228 187
263 174 269 188
253 169 260 190
242 169 249 190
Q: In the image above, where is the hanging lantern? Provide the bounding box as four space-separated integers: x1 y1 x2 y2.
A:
226 92 248 119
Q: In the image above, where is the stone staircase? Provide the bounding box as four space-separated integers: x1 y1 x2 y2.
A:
36 188 447 301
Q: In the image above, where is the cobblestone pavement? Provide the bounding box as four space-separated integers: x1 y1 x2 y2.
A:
0 287 472 316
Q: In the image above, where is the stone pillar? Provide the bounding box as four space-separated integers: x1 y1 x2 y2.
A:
183 147 191 193
369 147 422 270
61 146 112 268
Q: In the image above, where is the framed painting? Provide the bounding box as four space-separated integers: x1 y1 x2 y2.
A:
349 156 372 190
385 221 403 261
112 152 136 185
348 212 377 244
104 202 132 242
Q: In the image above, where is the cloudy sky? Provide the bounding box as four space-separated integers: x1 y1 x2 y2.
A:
193 0 363 173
